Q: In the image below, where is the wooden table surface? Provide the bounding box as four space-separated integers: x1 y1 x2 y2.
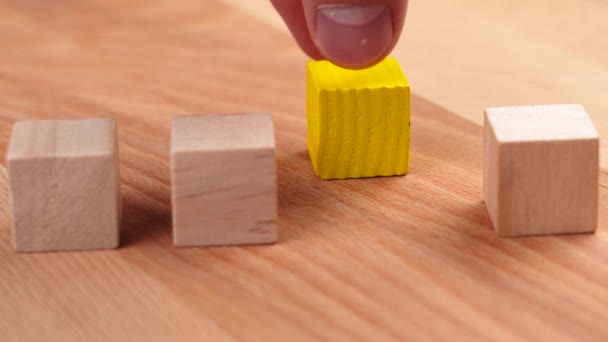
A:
1 0 607 340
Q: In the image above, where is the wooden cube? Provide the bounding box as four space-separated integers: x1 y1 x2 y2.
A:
6 118 121 252
306 57 410 180
484 104 600 237
170 113 278 246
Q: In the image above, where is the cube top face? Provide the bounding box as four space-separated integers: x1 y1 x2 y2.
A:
306 58 410 180
171 113 277 247
171 113 275 154
485 104 599 143
307 57 408 91
7 118 116 160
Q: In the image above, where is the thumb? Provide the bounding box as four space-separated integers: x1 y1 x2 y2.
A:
271 0 408 69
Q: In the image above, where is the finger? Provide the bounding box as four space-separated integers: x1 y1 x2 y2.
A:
270 0 324 60
302 0 408 69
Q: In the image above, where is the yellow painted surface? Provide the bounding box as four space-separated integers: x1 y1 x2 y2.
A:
306 57 411 180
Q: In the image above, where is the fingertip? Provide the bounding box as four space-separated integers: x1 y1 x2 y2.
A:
270 0 324 60
272 0 408 68
302 0 408 69
315 3 393 68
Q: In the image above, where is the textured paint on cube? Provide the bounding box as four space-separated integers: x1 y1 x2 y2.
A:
484 104 600 237
306 57 410 180
6 118 121 252
171 113 278 247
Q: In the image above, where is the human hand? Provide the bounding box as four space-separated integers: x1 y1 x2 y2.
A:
270 0 408 69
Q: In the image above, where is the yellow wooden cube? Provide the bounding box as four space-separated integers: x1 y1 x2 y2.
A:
306 57 411 180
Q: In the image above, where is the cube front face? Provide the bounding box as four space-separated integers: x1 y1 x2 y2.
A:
6 119 120 252
170 114 278 247
484 105 600 237
306 58 410 180
495 140 599 236
172 149 277 246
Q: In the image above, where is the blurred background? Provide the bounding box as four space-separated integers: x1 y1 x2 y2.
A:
1 0 606 162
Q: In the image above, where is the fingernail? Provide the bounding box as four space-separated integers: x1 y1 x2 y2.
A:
315 4 393 68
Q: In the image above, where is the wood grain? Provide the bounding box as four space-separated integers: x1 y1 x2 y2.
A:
171 114 277 246
0 0 606 340
484 105 600 236
6 118 120 252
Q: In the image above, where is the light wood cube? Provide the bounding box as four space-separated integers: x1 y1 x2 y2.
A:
484 104 600 237
6 118 121 252
170 113 278 247
306 57 410 180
